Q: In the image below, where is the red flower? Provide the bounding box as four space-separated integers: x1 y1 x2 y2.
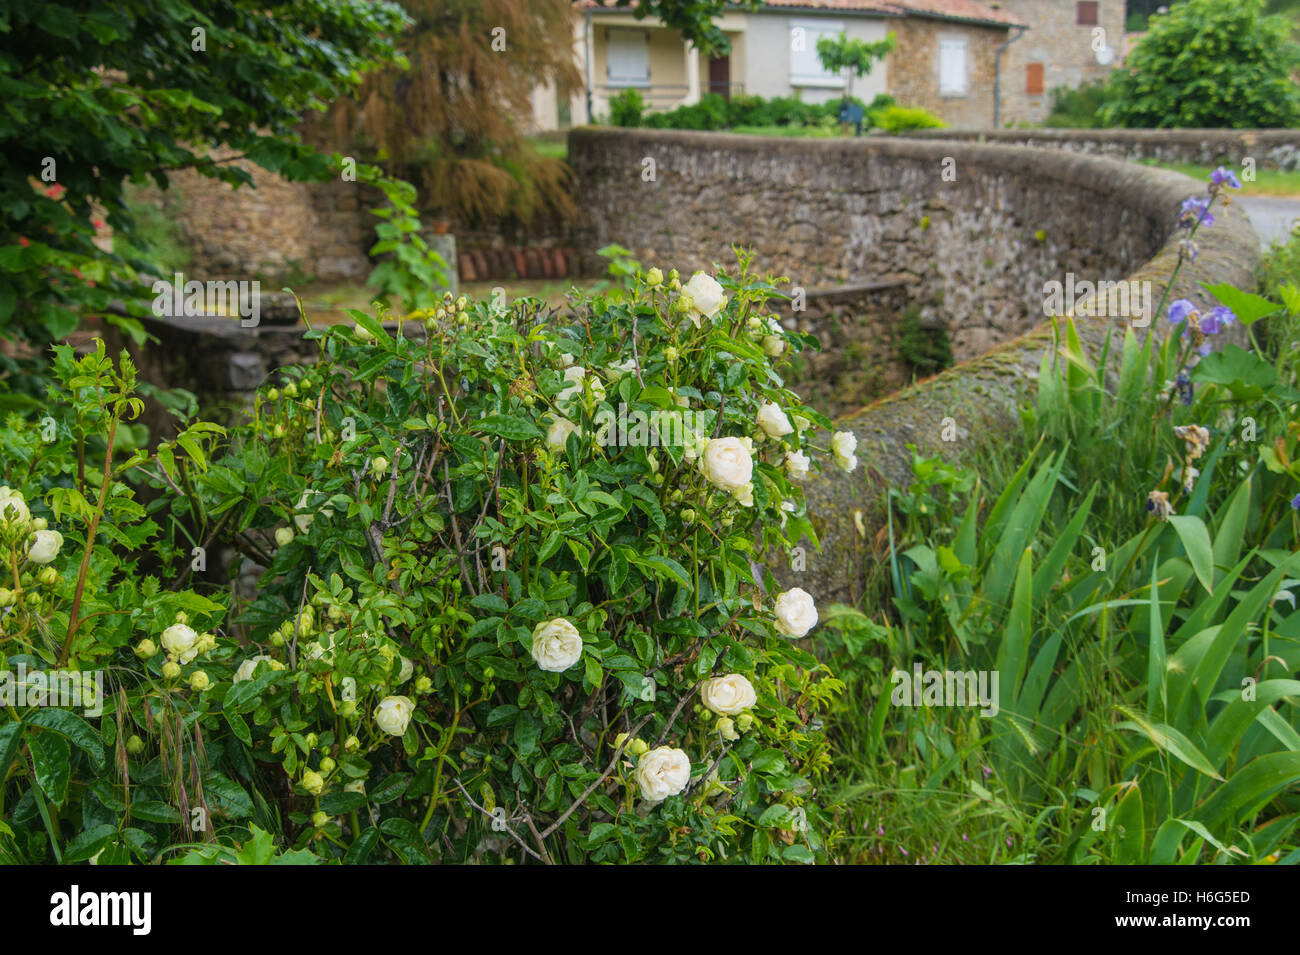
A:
92 219 105 229
18 237 30 247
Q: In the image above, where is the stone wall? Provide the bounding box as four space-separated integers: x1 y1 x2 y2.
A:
159 148 378 283
567 127 1262 603
569 126 1167 363
897 128 1300 171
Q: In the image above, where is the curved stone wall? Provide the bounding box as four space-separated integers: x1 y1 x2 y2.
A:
896 128 1300 172
569 127 1262 602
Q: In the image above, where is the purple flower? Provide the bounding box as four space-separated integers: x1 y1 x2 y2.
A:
1180 197 1214 229
1291 493 1300 510
1167 299 1198 325
1201 306 1236 335
1176 371 1193 406
1211 166 1242 190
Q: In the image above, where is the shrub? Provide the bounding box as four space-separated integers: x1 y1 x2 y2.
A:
1102 0 1300 128
609 89 646 128
874 105 946 133
1042 81 1118 129
0 253 856 864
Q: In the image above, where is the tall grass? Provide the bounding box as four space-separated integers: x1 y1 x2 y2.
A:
823 239 1300 864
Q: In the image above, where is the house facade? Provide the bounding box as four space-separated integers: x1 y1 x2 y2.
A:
546 0 1026 129
994 0 1127 125
531 1 1124 132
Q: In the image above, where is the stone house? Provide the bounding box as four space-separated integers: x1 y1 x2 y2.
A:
541 0 1028 129
986 0 1127 126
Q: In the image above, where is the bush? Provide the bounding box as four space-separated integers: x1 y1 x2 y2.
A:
609 89 646 128
0 253 857 864
1103 0 1300 128
874 105 946 133
1042 81 1118 129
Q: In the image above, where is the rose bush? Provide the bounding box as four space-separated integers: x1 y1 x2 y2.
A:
176 253 850 864
0 253 857 864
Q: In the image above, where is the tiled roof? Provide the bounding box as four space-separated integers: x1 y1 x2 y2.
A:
575 1 1024 28
892 0 1023 27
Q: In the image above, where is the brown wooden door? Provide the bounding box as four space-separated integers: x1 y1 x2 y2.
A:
708 55 730 99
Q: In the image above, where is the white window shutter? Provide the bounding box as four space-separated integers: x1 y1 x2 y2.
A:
789 19 846 86
939 38 967 95
607 28 650 86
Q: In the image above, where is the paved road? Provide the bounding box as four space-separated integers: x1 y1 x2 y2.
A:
1237 197 1300 247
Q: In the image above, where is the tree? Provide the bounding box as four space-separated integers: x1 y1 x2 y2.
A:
0 0 408 354
1102 0 1300 128
816 30 896 103
306 0 582 228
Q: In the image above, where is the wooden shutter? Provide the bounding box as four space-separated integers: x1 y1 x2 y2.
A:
1026 62 1044 96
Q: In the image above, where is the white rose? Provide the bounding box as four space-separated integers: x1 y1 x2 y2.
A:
773 587 818 638
700 437 754 495
682 428 710 464
832 430 859 473
0 492 30 528
681 272 726 328
557 365 588 402
700 674 757 715
374 695 415 736
293 490 334 534
530 617 584 672
274 527 294 548
635 746 692 803
763 318 786 357
233 655 277 683
546 417 581 452
785 450 811 480
27 530 63 564
161 623 199 663
607 358 639 380
756 402 793 438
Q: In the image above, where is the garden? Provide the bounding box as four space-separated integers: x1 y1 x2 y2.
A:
2 0 1300 885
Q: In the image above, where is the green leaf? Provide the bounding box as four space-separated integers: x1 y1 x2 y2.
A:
475 413 541 441
1115 710 1223 781
1201 282 1280 326
28 730 71 806
1167 515 1214 594
24 707 105 772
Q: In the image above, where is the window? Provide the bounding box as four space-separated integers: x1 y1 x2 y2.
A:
939 37 967 96
1026 62 1044 96
789 19 847 87
1076 2 1098 26
607 28 649 86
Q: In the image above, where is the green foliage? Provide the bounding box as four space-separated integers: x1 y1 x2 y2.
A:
895 307 953 378
1042 81 1119 129
0 343 233 864
0 255 850 864
361 170 451 312
609 89 647 128
874 105 946 133
0 0 409 349
637 92 903 133
1102 0 1300 128
815 31 896 100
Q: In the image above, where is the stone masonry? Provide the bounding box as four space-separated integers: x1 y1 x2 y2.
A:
995 0 1126 126
570 127 1168 373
